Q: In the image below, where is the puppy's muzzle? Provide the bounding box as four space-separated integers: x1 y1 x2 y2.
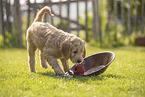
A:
77 60 82 63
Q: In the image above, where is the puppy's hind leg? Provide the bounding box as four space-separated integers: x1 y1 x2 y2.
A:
39 50 49 68
27 42 37 73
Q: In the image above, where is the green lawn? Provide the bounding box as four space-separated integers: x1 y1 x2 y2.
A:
0 45 145 97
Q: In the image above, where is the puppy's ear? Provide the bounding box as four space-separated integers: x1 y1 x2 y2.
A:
60 41 71 60
82 48 86 58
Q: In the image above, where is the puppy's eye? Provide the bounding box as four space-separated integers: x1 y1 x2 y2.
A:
73 51 77 54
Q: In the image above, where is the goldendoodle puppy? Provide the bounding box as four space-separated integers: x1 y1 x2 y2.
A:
26 6 86 76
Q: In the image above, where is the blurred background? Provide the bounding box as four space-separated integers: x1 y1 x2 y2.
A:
0 0 144 48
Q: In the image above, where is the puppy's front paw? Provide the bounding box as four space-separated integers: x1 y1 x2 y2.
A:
65 71 73 78
67 70 74 75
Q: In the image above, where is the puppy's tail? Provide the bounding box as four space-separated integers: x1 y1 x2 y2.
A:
34 6 54 22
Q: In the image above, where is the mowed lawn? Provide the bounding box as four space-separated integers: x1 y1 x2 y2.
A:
0 44 145 97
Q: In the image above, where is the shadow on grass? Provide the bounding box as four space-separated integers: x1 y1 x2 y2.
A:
72 74 125 82
37 71 124 82
37 71 56 77
100 74 125 79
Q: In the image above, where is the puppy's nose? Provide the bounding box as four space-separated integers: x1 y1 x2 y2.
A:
77 60 82 63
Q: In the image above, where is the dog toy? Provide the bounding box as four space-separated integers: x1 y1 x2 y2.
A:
73 65 85 75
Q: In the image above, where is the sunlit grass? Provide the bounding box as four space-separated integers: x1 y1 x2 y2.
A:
0 45 145 97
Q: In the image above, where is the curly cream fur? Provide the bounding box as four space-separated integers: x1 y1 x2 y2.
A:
26 6 86 76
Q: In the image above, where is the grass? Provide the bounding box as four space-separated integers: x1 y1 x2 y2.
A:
0 44 145 97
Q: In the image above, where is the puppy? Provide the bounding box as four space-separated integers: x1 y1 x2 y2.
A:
26 6 86 76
